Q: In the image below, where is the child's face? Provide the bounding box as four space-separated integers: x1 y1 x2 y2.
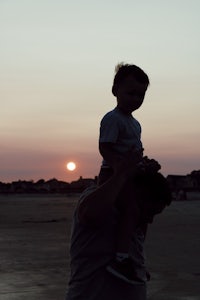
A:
116 76 148 114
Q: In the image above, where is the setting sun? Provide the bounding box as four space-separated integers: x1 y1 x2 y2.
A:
66 161 76 171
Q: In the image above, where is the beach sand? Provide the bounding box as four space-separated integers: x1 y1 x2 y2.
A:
0 194 199 300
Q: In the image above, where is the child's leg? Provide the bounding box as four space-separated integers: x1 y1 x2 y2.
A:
115 178 141 256
98 168 140 254
105 174 147 284
107 180 144 284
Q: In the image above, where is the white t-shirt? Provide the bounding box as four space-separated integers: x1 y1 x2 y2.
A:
99 107 143 166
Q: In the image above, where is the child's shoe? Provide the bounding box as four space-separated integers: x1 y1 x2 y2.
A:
106 258 145 285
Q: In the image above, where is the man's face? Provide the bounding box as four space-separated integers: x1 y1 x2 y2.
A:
116 76 148 114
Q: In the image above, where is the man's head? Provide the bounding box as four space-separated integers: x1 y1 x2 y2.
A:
112 63 150 114
136 172 172 224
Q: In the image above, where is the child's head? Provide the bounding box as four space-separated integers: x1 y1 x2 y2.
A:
112 63 150 113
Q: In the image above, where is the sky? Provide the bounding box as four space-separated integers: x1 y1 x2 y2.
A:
0 0 200 183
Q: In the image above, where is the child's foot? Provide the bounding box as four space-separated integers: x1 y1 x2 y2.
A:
106 258 145 285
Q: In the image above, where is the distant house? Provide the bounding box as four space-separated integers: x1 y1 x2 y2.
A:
190 170 200 190
70 176 97 192
166 174 193 192
10 180 35 193
44 178 70 193
166 171 200 201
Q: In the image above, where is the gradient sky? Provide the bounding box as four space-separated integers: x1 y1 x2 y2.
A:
1 0 200 183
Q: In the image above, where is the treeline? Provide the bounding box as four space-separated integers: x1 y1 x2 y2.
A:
0 176 98 194
0 170 200 195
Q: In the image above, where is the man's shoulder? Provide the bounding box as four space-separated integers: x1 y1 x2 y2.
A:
79 185 97 204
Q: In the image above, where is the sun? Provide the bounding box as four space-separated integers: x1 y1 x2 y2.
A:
66 161 76 171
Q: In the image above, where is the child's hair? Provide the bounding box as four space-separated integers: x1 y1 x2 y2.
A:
112 63 150 96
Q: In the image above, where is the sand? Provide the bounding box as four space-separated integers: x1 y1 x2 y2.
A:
0 194 200 300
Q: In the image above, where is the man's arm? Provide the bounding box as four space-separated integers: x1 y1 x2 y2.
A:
78 149 143 226
78 168 128 226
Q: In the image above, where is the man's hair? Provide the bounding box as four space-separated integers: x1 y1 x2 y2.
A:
112 63 150 96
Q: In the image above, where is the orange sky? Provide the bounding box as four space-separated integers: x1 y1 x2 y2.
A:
1 1 200 183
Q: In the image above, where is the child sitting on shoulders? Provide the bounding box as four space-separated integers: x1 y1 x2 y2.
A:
98 63 170 284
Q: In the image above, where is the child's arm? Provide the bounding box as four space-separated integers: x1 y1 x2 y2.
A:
99 142 122 168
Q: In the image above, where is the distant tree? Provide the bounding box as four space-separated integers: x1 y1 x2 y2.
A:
36 179 45 184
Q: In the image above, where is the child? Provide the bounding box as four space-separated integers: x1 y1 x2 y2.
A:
98 63 162 284
98 63 150 184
